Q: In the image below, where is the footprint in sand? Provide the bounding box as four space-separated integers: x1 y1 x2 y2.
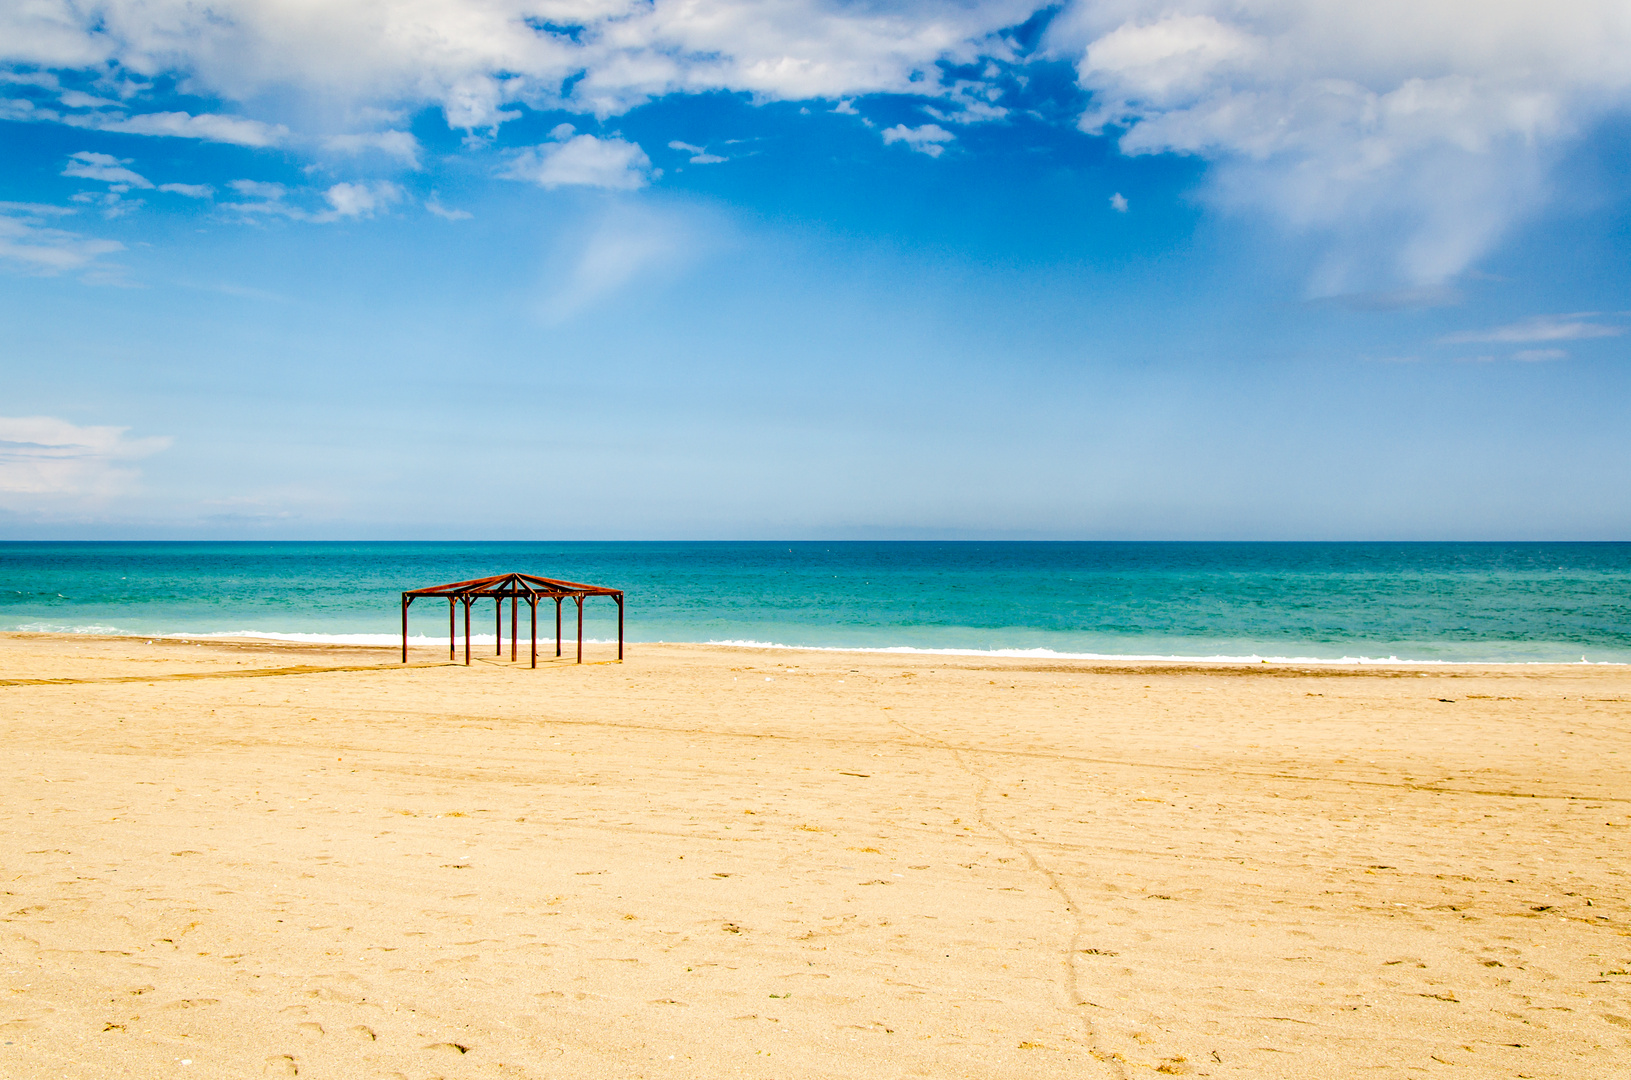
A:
349 1024 377 1041
263 1054 298 1077
296 1022 324 1038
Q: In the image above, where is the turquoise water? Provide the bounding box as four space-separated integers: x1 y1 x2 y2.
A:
1 541 1629 663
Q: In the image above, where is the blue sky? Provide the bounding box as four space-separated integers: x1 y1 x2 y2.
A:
3 1 1630 539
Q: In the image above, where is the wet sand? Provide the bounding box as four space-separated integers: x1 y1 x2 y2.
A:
1 632 1627 1078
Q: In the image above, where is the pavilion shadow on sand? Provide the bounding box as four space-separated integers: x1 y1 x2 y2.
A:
401 573 624 667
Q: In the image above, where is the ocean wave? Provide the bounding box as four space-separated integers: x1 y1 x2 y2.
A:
187 630 623 647
1 622 1614 664
8 622 128 636
0 625 621 648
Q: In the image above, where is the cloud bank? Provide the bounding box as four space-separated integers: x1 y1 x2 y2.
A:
4 2 1631 287
1439 313 1625 344
0 416 170 506
1047 1 1631 290
0 202 123 274
0 0 1035 126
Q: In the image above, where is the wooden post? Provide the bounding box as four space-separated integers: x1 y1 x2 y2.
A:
464 599 471 665
401 596 409 663
448 598 455 661
617 594 624 661
575 596 583 664
530 599 537 668
511 595 518 662
556 598 562 657
495 595 502 656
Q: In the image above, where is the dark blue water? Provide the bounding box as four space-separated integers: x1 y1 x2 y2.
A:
1 541 1628 662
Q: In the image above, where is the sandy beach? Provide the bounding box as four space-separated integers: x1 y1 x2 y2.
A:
1 632 1626 1079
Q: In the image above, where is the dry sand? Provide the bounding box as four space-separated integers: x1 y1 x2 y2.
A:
1 632 1627 1079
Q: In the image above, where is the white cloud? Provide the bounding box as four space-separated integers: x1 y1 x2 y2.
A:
1109 191 1128 212
924 100 1007 125
0 1 1034 127
7 1 1631 291
324 130 422 167
59 89 119 108
881 123 955 157
0 416 170 503
0 201 75 215
425 196 472 221
1046 1 1631 291
314 181 403 221
62 150 153 188
0 98 44 122
223 179 304 219
668 140 726 164
221 179 403 223
71 189 143 219
63 108 288 146
229 179 285 200
503 134 655 190
158 182 213 198
1439 313 1625 343
0 204 123 273
0 71 60 90
1513 348 1567 362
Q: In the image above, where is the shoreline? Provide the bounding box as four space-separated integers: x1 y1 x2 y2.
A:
1 628 1620 669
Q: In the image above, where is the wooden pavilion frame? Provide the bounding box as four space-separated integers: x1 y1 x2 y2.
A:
400 573 624 667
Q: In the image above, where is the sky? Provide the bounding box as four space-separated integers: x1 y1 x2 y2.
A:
2 0 1630 540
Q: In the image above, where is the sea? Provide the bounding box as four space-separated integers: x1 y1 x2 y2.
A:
2 541 1629 664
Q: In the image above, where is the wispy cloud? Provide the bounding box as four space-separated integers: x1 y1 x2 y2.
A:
1047 4 1631 290
0 72 60 91
62 150 151 188
425 196 472 221
223 180 401 223
59 89 120 109
74 109 287 147
157 182 213 199
538 204 719 323
0 204 122 274
668 140 727 165
224 179 298 218
1439 313 1625 344
0 416 170 504
2 0 1628 299
324 130 421 167
1314 285 1463 312
881 123 955 158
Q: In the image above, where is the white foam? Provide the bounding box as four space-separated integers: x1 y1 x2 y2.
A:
9 622 127 636
187 630 623 647
0 625 620 648
701 639 1620 666
2 623 1616 664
